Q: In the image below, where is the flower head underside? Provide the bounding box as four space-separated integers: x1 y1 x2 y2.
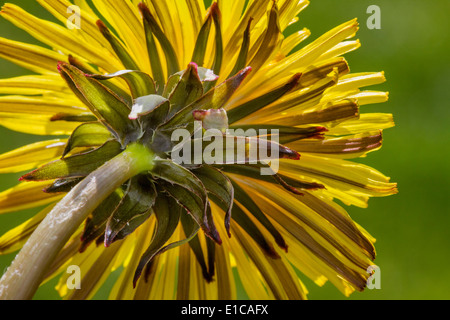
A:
0 0 397 300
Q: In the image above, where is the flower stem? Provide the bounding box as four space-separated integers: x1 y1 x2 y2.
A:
0 143 154 300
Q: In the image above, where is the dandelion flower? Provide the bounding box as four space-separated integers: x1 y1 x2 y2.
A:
0 0 397 300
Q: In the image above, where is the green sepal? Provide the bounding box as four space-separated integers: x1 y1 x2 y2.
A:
96 20 140 71
205 200 221 246
191 4 214 67
89 70 156 100
66 55 132 110
216 199 280 259
68 54 98 74
20 140 122 181
43 177 84 194
192 166 234 237
139 102 171 144
158 66 252 133
58 63 138 146
138 3 180 76
104 175 157 247
228 18 252 78
163 73 182 98
142 12 165 93
191 3 222 79
63 122 113 157
129 94 169 120
51 113 97 123
151 159 208 200
168 63 204 117
210 3 223 75
167 66 218 87
193 108 228 133
182 216 216 283
113 210 153 242
227 73 301 124
151 158 221 242
230 179 288 252
160 180 221 244
79 189 123 253
204 3 223 92
57 63 93 109
205 232 216 282
68 56 133 106
248 2 281 72
133 193 182 286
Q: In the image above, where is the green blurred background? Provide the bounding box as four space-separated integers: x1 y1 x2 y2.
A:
0 0 449 300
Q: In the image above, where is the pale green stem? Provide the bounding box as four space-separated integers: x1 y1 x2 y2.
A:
0 143 154 300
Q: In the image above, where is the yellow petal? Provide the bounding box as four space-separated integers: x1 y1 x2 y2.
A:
234 19 359 102
0 37 65 74
149 225 181 300
0 95 87 116
255 98 359 127
67 242 123 300
39 235 82 288
186 0 206 36
327 113 395 135
0 4 122 73
0 75 68 95
55 239 108 299
239 68 339 123
223 0 270 64
170 0 200 67
346 91 390 106
36 0 114 51
286 131 383 159
0 204 55 255
232 221 307 299
278 0 309 30
109 225 151 300
73 0 96 16
0 112 81 136
280 28 310 56
282 234 356 296
233 176 374 288
216 202 265 299
320 39 361 61
241 178 375 264
0 139 66 174
175 237 192 299
0 181 63 215
331 72 386 93
218 0 245 41
247 3 284 73
279 154 398 202
92 0 149 72
214 238 237 300
283 18 359 73
154 238 180 300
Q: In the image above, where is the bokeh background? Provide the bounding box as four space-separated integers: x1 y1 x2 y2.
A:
0 0 449 300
